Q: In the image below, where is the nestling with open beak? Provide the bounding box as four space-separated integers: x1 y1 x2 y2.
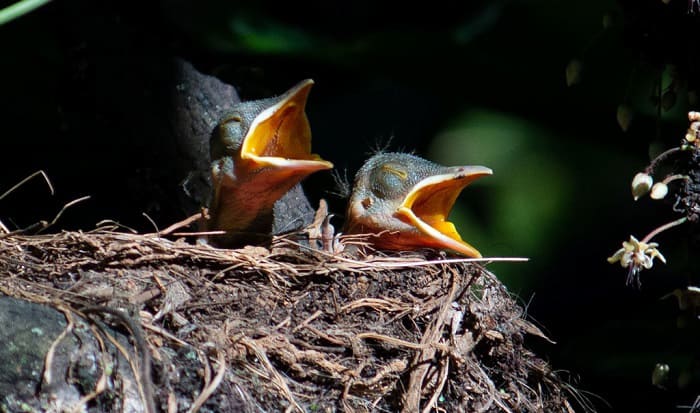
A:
208 79 333 246
344 152 492 257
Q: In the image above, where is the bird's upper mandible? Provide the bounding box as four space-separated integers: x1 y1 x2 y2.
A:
345 152 491 257
207 79 333 246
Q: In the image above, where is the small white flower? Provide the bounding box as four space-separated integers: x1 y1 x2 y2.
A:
652 363 670 388
650 182 669 200
608 235 666 287
631 172 653 201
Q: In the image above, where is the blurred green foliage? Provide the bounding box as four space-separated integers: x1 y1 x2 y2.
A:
429 110 571 288
0 0 50 26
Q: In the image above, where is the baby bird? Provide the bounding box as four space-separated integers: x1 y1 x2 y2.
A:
345 152 491 257
208 79 333 246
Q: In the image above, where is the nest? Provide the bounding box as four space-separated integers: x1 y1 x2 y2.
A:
0 223 582 412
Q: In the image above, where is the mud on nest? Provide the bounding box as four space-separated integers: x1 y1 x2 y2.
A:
0 227 584 412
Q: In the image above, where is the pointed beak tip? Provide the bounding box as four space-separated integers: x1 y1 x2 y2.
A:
292 79 315 96
452 239 482 258
449 165 493 180
471 166 493 176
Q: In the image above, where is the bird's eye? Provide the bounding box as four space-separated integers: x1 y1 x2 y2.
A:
381 165 407 180
371 164 408 199
222 115 242 124
211 113 245 157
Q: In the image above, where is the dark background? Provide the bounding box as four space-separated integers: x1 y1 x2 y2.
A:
1 1 699 411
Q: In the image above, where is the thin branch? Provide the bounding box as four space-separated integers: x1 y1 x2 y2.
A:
422 358 450 413
41 307 75 387
188 349 226 413
36 195 91 234
0 169 54 201
81 306 155 413
152 211 205 237
93 219 138 233
279 237 528 269
142 212 160 236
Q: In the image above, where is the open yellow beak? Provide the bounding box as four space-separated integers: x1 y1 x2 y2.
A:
240 79 333 174
396 166 492 257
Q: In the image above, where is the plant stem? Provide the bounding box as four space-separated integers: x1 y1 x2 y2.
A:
642 216 688 244
645 147 683 174
0 0 51 26
661 174 690 185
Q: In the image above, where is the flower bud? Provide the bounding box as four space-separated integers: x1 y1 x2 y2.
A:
650 182 668 200
565 59 583 87
631 172 653 200
617 105 633 132
602 13 613 29
652 363 670 388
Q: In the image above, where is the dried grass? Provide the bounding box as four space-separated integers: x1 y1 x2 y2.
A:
0 223 584 412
